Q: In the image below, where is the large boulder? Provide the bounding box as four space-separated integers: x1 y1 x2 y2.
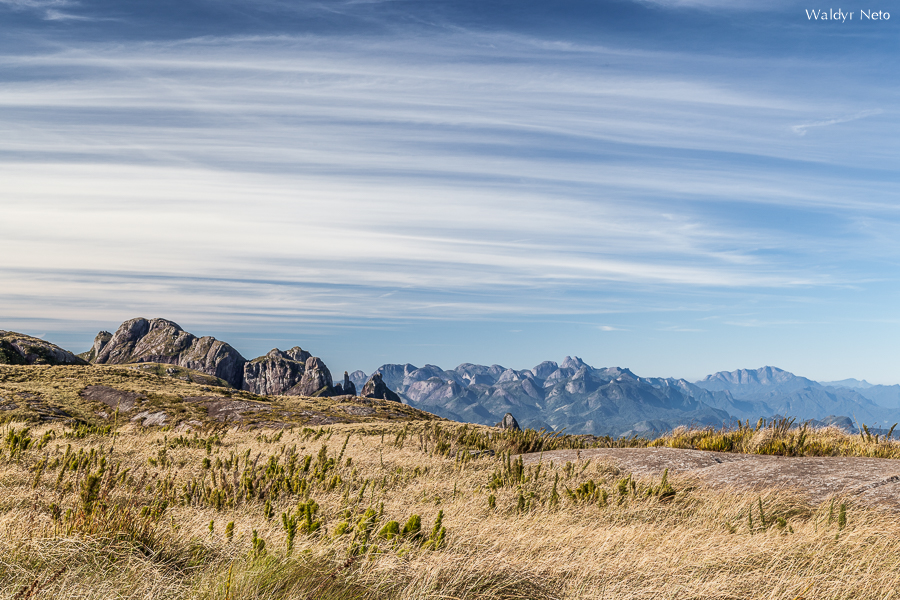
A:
361 372 402 402
287 356 334 397
497 412 521 431
0 331 87 366
93 318 246 388
242 347 310 395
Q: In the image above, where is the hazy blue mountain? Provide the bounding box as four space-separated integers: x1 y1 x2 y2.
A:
696 366 818 397
695 367 895 425
820 381 900 410
820 378 874 390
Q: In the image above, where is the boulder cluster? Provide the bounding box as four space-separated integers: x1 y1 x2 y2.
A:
85 317 398 400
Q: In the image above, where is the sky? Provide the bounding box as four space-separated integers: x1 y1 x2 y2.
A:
1 0 899 382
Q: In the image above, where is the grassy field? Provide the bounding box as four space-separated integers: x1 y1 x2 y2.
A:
4 413 900 600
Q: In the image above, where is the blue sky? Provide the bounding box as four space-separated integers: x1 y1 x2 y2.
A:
1 0 899 382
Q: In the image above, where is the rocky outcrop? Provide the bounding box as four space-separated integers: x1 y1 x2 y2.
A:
79 331 112 363
242 347 310 395
83 318 343 397
0 331 87 366
287 356 334 397
333 371 357 396
497 412 521 430
93 318 246 388
361 373 402 402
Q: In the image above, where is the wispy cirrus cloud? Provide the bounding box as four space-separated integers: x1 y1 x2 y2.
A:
0 0 87 20
0 29 898 373
791 109 884 136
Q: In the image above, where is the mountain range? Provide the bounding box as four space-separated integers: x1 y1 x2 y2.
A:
353 362 900 436
3 318 900 437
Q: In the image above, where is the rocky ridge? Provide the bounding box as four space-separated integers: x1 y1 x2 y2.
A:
359 358 734 437
84 317 390 399
356 359 900 438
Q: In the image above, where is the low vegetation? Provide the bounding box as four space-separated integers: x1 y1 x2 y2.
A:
648 417 900 459
4 364 900 599
3 414 900 599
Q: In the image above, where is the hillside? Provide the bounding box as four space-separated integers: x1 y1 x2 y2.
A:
6 320 900 438
0 330 87 366
0 364 435 429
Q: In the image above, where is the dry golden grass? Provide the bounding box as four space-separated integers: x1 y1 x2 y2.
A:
649 419 900 459
3 418 900 600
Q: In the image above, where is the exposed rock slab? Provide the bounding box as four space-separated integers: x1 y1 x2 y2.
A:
337 404 377 416
80 385 146 411
519 447 900 509
184 396 268 423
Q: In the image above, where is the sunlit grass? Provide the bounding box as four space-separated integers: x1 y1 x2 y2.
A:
4 418 900 599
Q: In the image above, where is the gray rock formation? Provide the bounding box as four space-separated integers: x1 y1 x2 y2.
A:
497 412 521 430
0 331 87 366
79 331 112 363
93 318 246 388
361 372 402 402
335 371 357 396
288 356 334 397
242 347 310 395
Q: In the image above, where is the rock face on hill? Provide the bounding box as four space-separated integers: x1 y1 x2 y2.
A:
287 356 335 397
361 373 402 402
334 372 357 396
94 318 247 388
242 347 311 395
0 331 87 366
84 318 345 397
78 331 113 363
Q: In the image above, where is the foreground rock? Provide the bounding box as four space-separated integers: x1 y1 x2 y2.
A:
497 412 521 430
0 331 87 366
519 447 900 509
